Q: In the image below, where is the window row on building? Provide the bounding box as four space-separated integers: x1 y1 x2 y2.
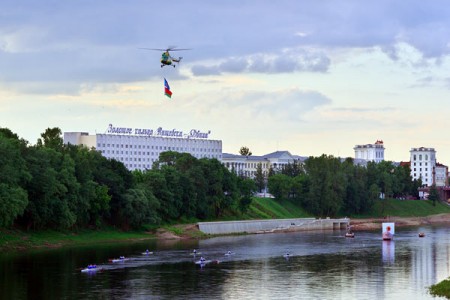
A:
64 132 222 171
65 131 447 187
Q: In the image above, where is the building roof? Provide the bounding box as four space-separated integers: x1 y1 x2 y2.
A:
261 150 293 159
399 161 411 167
410 147 435 152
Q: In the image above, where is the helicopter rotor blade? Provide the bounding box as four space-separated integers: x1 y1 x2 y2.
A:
139 46 191 52
138 48 167 51
167 48 191 51
165 46 191 51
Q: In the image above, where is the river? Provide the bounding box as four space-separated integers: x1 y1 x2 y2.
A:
1 225 449 299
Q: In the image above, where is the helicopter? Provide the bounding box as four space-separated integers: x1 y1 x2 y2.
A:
139 47 191 68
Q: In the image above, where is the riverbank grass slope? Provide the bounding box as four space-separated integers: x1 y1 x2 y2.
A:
1 198 450 252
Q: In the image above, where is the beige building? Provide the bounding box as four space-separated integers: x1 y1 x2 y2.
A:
434 163 448 187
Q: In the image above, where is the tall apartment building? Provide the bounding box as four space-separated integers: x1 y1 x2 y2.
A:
354 140 385 163
409 147 436 186
64 124 222 171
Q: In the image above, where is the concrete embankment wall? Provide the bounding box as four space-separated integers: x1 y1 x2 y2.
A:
198 218 350 235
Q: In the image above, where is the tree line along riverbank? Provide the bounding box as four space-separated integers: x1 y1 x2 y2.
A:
1 197 450 252
2 127 435 234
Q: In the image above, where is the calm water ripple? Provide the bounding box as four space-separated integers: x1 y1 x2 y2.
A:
1 225 449 299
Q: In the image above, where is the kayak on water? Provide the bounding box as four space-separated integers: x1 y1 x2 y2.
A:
224 251 234 256
81 268 102 273
195 259 212 265
195 259 220 265
142 251 154 255
81 265 101 273
110 256 129 263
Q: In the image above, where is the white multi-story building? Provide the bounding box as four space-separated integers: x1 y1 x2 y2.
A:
222 151 306 179
410 147 436 186
354 140 385 163
64 124 222 171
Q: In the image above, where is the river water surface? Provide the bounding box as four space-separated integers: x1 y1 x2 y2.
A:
1 225 449 299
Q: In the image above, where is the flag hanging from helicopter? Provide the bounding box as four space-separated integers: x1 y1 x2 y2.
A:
164 78 172 98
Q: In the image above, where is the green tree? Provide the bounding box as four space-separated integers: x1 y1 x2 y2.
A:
281 161 305 177
0 184 28 227
239 146 252 156
428 184 440 206
160 165 183 219
0 130 31 228
37 127 63 150
140 169 172 220
340 158 374 214
23 146 76 229
63 144 114 227
238 178 256 213
222 166 239 210
120 188 160 229
93 157 133 226
267 173 292 199
90 183 112 227
254 162 265 192
368 183 380 211
200 158 226 217
291 173 310 204
303 155 346 217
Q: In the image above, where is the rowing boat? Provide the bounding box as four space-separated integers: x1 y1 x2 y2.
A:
110 257 130 263
81 267 102 273
195 259 220 265
195 260 212 265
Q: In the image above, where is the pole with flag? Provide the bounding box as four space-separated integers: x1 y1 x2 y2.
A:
164 78 172 98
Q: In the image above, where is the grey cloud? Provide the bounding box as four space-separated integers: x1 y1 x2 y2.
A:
1 0 450 94
219 58 248 73
208 88 332 122
445 78 450 89
192 49 331 76
191 65 221 76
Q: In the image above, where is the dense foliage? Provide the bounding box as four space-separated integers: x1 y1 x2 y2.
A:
268 155 422 217
429 277 450 299
0 127 426 230
0 127 253 230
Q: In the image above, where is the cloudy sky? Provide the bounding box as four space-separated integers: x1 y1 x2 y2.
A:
2 1 450 163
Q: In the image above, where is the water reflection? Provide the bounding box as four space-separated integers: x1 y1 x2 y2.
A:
382 240 395 264
0 226 449 299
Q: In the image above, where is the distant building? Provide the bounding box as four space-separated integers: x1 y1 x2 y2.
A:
434 163 448 187
354 140 385 163
64 124 222 171
410 147 436 187
222 151 306 179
